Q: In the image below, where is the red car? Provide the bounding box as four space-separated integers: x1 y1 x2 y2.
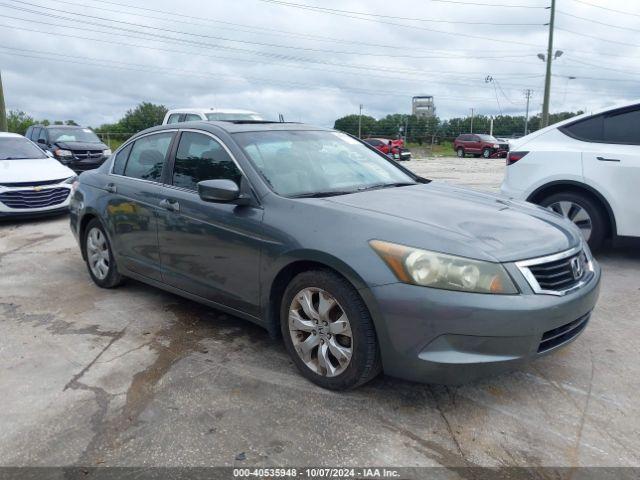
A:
363 138 412 161
453 134 509 159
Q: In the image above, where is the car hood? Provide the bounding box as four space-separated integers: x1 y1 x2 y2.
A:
55 141 108 151
0 158 76 183
325 182 582 262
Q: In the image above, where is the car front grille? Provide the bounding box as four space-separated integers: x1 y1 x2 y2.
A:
0 178 66 188
499 143 509 150
0 188 70 209
73 150 104 160
516 247 593 295
538 312 590 353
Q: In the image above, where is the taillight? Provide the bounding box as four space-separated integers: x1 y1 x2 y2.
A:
507 151 528 166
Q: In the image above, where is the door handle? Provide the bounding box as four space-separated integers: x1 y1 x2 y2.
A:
105 183 117 193
597 156 620 162
159 199 180 212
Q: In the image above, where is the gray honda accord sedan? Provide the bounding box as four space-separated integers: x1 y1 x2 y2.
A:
69 121 601 390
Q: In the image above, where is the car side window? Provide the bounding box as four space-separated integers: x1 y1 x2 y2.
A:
184 114 202 122
561 115 604 142
167 114 183 124
172 132 242 191
37 128 48 143
112 143 133 176
123 132 174 182
25 127 33 139
603 108 640 145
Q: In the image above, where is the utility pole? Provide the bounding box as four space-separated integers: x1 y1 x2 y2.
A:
0 71 7 132
524 89 533 136
541 0 556 128
469 108 475 133
489 117 494 137
358 104 363 139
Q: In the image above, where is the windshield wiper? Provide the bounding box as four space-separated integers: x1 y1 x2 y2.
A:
357 182 417 192
291 190 357 198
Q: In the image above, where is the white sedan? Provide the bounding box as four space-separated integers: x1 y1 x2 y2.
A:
0 132 77 219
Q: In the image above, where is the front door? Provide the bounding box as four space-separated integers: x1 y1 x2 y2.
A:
581 106 640 237
105 131 176 280
156 130 264 316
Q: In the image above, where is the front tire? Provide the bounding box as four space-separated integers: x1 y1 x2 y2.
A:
84 219 124 288
280 270 381 390
482 148 492 158
539 192 607 252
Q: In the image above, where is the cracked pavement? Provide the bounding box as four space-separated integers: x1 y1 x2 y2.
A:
0 157 638 468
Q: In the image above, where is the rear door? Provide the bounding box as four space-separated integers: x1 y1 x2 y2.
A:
156 130 264 315
105 131 176 280
578 107 640 237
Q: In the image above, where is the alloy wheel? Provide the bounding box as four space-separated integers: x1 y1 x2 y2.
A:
86 227 110 280
548 201 593 241
288 288 353 377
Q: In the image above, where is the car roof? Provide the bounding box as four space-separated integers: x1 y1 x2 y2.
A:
0 132 23 138
32 125 89 129
139 121 334 136
166 108 260 115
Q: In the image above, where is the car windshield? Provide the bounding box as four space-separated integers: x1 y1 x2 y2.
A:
48 128 102 143
206 113 263 121
478 135 498 142
235 130 417 197
0 137 48 160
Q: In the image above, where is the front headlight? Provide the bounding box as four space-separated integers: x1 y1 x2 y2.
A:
54 149 73 158
103 149 112 156
370 240 518 294
64 175 78 184
493 144 500 149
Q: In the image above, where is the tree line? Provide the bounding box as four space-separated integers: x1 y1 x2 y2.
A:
334 111 584 144
6 102 168 137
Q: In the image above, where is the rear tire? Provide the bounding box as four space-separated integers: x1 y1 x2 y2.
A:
83 218 124 288
457 147 465 158
280 270 381 390
539 191 607 252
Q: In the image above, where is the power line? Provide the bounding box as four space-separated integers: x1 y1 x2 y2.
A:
2 0 532 60
557 9 640 33
260 0 548 11
0 45 505 103
0 10 545 83
256 0 545 24
556 26 640 48
59 0 538 55
568 0 640 18
253 0 546 48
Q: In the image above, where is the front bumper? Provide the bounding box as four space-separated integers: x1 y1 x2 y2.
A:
364 261 601 385
0 186 72 220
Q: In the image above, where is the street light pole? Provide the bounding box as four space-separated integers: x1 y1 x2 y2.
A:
524 89 533 136
541 0 556 128
0 71 7 132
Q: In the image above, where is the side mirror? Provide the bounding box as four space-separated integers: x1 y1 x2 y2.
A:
37 138 46 145
197 179 240 203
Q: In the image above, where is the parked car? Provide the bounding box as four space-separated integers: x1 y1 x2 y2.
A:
24 125 111 173
0 132 76 219
454 134 509 158
70 121 600 390
163 108 263 125
363 137 411 161
501 101 640 251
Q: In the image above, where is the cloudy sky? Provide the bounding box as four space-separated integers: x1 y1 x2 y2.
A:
0 0 638 128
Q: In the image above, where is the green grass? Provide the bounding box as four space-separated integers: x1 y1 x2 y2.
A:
405 140 455 158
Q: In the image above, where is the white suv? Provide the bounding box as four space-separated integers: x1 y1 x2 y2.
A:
501 101 640 251
163 108 263 124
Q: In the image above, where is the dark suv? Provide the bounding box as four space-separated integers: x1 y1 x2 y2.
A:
25 125 111 172
453 134 508 159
